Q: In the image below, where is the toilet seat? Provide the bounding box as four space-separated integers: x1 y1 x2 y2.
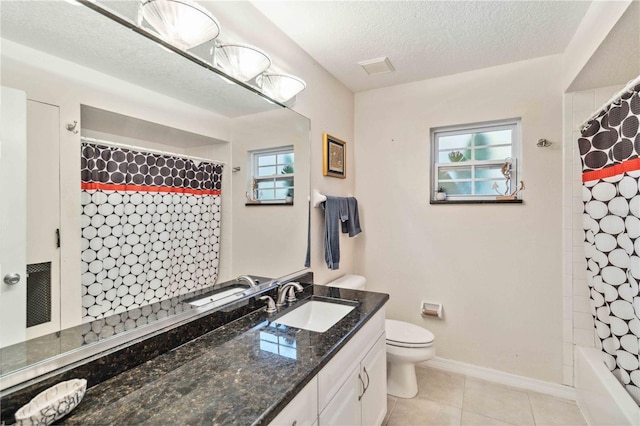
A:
385 319 435 348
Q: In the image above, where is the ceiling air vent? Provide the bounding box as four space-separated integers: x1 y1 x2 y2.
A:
358 57 395 75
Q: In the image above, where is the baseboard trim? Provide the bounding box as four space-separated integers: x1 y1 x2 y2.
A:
421 357 576 401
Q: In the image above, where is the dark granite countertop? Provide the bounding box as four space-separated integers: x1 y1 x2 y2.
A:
60 285 388 425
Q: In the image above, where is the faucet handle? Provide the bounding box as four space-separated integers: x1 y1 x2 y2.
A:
259 296 277 314
286 285 301 303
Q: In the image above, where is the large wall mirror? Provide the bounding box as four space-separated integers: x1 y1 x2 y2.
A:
0 1 310 389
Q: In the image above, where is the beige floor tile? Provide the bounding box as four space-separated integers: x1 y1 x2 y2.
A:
383 395 398 426
461 411 516 425
462 378 535 425
416 366 466 408
387 397 462 426
527 392 587 426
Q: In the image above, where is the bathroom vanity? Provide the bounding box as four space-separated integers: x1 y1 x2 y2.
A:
2 285 388 425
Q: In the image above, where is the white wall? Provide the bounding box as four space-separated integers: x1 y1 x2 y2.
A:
203 2 356 284
354 55 565 383
229 109 310 278
562 0 633 91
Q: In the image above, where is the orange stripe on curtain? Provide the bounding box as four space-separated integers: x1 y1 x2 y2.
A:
81 182 221 196
582 157 640 182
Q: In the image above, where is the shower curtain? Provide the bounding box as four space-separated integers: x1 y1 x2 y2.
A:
80 142 223 322
578 82 640 404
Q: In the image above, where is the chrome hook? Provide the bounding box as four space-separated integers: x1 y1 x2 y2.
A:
66 120 79 134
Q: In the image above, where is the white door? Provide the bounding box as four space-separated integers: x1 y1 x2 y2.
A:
361 334 387 426
0 87 28 348
25 100 61 339
319 364 362 426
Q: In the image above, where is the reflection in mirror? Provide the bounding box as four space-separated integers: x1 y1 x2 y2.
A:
0 1 310 390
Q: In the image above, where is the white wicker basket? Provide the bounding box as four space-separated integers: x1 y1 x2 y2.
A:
14 379 87 426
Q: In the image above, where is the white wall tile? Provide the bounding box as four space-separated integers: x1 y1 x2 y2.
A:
573 265 586 281
594 85 623 105
563 296 573 320
574 294 591 313
573 249 586 263
574 328 596 347
563 319 572 340
573 279 589 297
574 311 594 330
563 343 574 364
563 363 574 386
573 109 595 129
572 90 595 111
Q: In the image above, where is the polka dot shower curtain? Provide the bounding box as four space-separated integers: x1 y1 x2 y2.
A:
578 81 640 404
80 142 223 322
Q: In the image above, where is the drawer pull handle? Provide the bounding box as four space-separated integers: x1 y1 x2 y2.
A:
363 366 370 393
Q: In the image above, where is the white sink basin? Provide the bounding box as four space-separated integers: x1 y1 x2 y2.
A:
274 300 355 332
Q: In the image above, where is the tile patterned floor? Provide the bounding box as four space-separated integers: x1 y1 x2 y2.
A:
383 367 587 426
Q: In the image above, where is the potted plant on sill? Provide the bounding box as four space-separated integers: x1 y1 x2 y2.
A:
435 186 447 201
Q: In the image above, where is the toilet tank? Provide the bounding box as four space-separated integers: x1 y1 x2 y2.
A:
326 274 366 290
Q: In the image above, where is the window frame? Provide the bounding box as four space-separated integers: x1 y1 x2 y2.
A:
430 118 521 203
248 145 295 205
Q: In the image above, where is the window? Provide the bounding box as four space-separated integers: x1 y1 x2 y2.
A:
249 146 294 204
431 118 521 202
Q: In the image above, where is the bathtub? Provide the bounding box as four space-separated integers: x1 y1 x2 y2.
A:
575 346 640 425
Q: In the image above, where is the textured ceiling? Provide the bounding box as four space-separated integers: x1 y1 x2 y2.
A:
251 1 592 92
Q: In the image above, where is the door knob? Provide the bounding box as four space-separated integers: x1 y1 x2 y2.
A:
3 273 21 285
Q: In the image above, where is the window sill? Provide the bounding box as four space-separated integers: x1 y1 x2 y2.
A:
430 199 523 205
245 201 294 206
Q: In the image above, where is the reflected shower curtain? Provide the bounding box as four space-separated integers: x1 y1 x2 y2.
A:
80 143 223 322
578 82 640 404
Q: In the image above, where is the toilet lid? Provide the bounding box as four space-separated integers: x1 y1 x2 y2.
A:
385 319 435 347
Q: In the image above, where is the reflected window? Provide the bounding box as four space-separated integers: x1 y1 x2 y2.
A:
431 119 521 201
249 146 294 204
259 324 297 359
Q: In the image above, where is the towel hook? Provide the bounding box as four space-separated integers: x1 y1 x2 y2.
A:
66 120 79 134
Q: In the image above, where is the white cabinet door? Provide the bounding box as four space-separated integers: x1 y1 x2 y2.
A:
319 364 362 426
25 99 61 339
0 86 27 348
270 377 318 426
360 334 387 426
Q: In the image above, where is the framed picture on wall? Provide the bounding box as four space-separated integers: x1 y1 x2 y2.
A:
323 133 347 178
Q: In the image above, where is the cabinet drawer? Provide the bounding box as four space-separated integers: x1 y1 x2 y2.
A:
269 376 318 426
318 308 385 411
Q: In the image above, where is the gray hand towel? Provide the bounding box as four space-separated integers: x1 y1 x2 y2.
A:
323 196 345 270
341 197 362 237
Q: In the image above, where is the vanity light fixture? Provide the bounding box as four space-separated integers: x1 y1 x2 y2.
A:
256 73 307 103
139 0 221 50
214 43 272 82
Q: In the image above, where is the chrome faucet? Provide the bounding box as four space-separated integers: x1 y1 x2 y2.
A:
237 275 257 288
276 282 304 308
259 295 277 314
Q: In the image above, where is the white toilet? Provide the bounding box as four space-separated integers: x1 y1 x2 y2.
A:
326 275 436 399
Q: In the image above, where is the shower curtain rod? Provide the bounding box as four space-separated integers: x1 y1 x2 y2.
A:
80 136 226 165
581 74 640 131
